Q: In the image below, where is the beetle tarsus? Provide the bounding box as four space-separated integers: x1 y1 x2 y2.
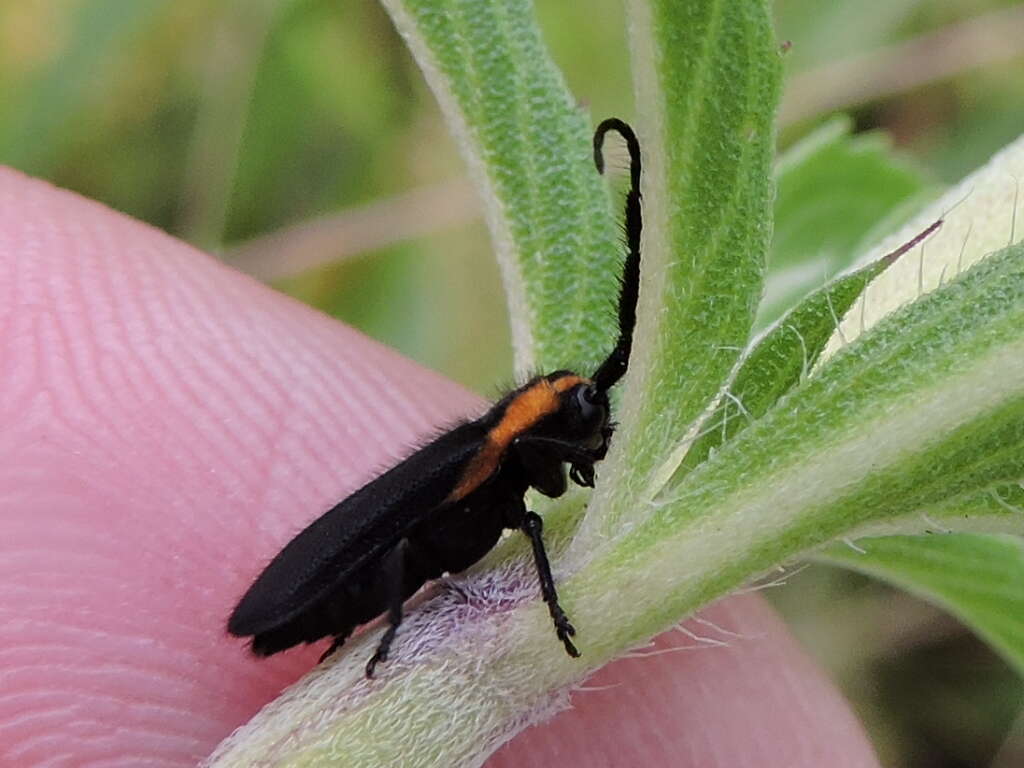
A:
552 604 580 657
365 623 398 678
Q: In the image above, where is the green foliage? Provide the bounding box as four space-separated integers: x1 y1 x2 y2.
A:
773 0 924 71
381 0 622 374
762 117 935 328
583 0 782 539
0 0 171 175
228 0 408 241
583 242 1024 641
679 244 908 475
820 532 1024 676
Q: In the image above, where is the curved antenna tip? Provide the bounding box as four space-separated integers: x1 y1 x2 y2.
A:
593 118 641 190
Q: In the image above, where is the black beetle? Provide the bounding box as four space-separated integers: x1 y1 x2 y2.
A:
228 118 642 677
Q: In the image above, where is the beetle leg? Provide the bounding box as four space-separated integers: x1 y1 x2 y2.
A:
319 637 342 664
513 438 568 498
365 538 410 678
522 511 580 658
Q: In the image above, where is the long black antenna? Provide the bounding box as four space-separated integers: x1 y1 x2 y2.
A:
591 118 642 393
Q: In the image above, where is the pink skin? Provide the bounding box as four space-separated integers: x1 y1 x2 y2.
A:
0 168 880 767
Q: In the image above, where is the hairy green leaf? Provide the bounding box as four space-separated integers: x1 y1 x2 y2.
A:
821 131 1024 362
578 242 1024 649
578 0 782 545
908 482 1024 530
761 117 934 327
379 0 621 374
678 223 940 474
794 131 1024 696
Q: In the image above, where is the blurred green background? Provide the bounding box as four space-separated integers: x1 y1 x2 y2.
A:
3 1 1023 764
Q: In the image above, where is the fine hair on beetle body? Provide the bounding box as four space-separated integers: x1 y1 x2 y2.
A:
227 117 643 678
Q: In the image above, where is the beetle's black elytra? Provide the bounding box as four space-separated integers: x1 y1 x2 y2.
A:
228 118 643 678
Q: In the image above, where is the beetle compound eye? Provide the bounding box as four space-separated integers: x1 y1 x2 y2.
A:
575 386 602 422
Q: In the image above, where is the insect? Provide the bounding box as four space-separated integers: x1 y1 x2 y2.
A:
228 117 643 678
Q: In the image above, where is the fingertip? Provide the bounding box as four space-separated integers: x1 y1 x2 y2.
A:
0 170 483 764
